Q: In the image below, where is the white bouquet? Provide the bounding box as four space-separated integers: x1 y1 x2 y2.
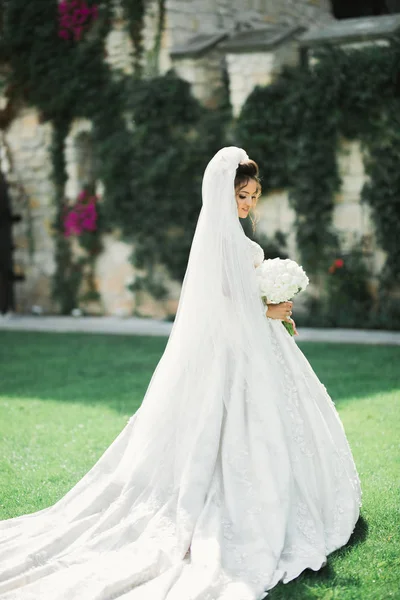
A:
255 257 309 336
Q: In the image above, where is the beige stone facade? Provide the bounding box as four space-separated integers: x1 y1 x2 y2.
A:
226 44 299 117
2 111 55 313
256 138 385 305
1 1 390 317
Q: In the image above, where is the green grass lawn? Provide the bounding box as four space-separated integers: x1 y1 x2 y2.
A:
0 331 399 600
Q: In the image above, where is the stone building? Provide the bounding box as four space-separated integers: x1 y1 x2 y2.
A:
1 1 399 317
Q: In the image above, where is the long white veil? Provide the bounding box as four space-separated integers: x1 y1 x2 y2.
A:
0 147 361 600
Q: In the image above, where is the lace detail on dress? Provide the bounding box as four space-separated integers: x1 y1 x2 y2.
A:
295 501 319 545
269 324 315 458
0 145 362 600
246 238 264 268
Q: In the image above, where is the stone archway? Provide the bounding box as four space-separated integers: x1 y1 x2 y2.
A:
65 119 97 199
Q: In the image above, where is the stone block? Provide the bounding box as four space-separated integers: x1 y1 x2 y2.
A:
33 250 56 277
348 142 365 176
371 248 387 275
135 291 166 320
359 203 377 237
24 273 55 313
333 202 363 232
339 173 366 198
29 198 41 210
338 139 365 177
95 235 135 316
256 190 295 237
14 236 29 250
227 52 276 117
334 192 345 204
334 190 362 206
20 112 39 139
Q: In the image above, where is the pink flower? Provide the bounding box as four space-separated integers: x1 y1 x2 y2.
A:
91 5 99 20
334 258 344 268
64 211 83 236
77 190 87 201
82 218 96 231
60 14 74 28
74 8 89 26
63 193 98 236
58 1 99 42
58 29 70 40
80 4 92 18
59 2 69 14
86 201 96 213
84 202 97 220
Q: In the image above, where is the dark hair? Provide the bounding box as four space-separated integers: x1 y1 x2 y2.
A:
234 159 261 232
234 159 261 196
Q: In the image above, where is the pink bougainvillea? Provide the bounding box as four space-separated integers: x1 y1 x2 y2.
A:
58 1 99 42
64 191 99 237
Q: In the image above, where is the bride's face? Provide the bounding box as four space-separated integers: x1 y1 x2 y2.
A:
235 179 258 219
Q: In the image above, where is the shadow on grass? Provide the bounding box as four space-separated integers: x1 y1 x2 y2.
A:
265 515 369 599
0 331 399 414
297 342 400 405
0 331 167 415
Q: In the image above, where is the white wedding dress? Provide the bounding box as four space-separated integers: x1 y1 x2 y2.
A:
0 148 361 600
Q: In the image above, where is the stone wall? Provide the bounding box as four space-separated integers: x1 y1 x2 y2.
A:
3 104 181 318
105 0 172 76
255 139 385 302
4 110 56 313
172 51 224 106
334 139 385 289
6 123 383 317
226 43 298 117
2 2 390 318
166 0 333 47
262 0 333 27
95 235 135 317
165 0 332 115
104 1 334 114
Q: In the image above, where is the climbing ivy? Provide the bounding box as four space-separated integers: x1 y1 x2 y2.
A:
236 39 400 290
121 0 145 77
122 71 230 297
5 1 398 321
1 0 228 312
1 0 116 312
236 65 340 273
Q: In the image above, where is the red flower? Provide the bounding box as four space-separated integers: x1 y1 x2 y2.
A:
334 258 344 268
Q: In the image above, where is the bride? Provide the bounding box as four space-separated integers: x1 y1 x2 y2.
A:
0 147 361 599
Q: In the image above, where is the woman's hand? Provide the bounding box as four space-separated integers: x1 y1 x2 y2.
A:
266 301 293 322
